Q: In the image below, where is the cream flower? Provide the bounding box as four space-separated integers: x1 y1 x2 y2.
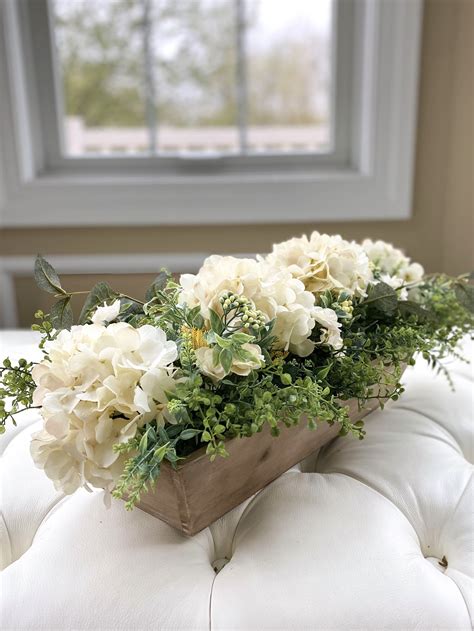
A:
195 343 264 383
90 299 121 325
313 307 343 350
179 255 318 357
380 274 408 301
266 231 372 297
403 262 424 284
30 323 178 495
362 239 424 285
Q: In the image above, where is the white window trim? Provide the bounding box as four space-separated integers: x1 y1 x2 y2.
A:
0 0 423 227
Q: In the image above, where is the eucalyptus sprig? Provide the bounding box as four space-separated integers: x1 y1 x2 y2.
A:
34 254 147 330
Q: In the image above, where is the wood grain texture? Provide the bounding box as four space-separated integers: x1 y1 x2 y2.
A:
136 397 382 535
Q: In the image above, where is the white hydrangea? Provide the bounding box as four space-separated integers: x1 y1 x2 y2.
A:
90 300 121 325
30 322 178 495
266 231 372 297
179 255 318 357
362 239 424 298
313 307 343 350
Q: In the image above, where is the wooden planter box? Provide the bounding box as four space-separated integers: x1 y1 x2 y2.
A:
136 396 383 535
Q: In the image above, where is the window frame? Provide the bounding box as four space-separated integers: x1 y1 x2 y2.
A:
0 0 423 227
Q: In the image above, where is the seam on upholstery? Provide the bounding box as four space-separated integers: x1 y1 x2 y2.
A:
208 564 219 631
393 405 467 457
440 470 473 544
3 493 69 571
325 471 423 546
29 493 68 546
0 419 42 459
445 568 473 627
397 403 464 456
325 465 474 628
0 510 13 569
228 471 298 557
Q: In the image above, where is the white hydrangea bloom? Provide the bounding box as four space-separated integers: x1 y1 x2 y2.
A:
30 323 178 495
90 299 121 325
179 255 318 357
362 239 424 287
313 307 343 350
403 262 425 284
266 231 372 297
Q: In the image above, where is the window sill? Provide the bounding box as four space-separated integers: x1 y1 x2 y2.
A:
1 165 410 227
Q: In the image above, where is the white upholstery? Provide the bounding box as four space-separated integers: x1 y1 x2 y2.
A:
1 331 473 630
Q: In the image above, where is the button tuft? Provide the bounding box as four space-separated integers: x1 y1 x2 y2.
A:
212 557 230 574
438 555 448 569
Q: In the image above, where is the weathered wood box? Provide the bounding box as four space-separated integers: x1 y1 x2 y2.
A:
136 396 384 535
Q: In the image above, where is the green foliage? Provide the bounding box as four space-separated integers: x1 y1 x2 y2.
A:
455 282 474 313
31 310 59 349
78 281 118 323
0 358 37 432
361 281 398 316
112 423 181 509
2 257 473 512
32 256 147 330
145 271 168 302
34 255 66 296
50 296 73 330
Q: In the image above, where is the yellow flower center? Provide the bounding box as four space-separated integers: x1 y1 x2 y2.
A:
182 326 208 350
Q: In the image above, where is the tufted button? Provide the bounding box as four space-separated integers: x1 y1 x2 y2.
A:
425 555 449 573
212 557 230 573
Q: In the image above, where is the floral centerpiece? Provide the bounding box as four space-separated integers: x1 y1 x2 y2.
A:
1 233 472 518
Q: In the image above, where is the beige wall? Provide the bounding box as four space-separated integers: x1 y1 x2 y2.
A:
1 0 473 327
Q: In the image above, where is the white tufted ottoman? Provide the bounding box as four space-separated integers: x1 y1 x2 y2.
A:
1 331 473 630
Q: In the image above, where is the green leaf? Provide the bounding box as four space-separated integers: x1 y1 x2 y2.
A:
153 443 170 462
145 271 168 301
202 431 212 442
119 298 143 321
34 255 65 295
165 450 179 464
398 300 433 321
139 431 149 454
179 428 201 440
78 282 117 324
209 308 224 334
316 364 332 380
192 313 205 329
215 334 233 349
231 332 254 344
455 282 474 313
363 282 398 315
219 348 233 373
50 297 73 330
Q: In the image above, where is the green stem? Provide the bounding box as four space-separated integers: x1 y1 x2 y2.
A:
54 291 145 306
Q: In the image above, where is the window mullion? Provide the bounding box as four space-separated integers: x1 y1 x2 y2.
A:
235 0 248 154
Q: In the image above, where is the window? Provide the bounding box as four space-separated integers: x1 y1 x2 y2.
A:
0 0 423 226
54 0 333 157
